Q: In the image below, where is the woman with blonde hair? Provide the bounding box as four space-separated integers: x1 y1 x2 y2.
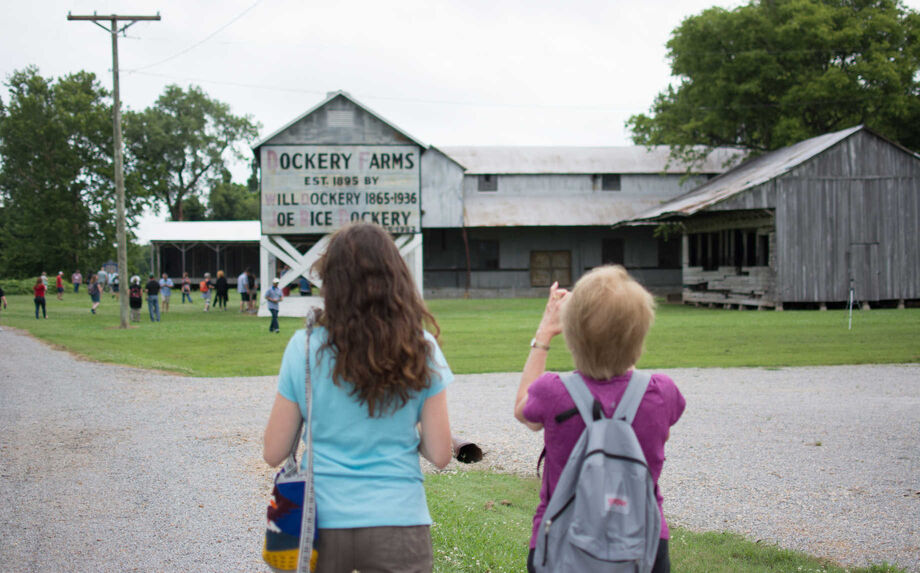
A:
514 266 685 573
215 270 229 310
263 222 452 572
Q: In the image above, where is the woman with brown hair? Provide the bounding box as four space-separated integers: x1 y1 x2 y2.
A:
33 276 47 319
87 273 101 315
263 222 452 572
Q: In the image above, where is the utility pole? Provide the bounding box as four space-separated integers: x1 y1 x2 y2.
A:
68 12 160 329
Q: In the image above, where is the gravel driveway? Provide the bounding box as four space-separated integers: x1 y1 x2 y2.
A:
1 328 917 572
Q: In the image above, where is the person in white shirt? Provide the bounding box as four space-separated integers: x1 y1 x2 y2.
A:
237 269 250 312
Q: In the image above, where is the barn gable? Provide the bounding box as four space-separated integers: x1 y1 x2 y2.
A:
253 90 425 151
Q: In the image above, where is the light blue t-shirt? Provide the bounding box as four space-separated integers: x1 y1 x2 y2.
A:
264 286 282 311
277 326 452 529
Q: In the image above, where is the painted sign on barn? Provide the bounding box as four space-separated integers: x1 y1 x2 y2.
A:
260 144 421 234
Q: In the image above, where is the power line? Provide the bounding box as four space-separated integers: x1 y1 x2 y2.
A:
126 70 648 112
126 0 263 73
126 69 908 114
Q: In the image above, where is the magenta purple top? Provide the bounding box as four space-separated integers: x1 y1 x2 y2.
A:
522 370 685 549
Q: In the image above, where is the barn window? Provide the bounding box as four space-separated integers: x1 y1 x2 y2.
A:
602 238 625 265
477 175 498 191
469 238 499 269
601 174 621 191
531 251 571 287
326 110 354 127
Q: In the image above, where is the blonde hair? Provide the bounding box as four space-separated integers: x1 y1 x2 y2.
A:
217 270 225 278
562 265 656 379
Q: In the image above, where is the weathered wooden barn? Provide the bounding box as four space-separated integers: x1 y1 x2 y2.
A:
251 91 741 297
630 126 920 309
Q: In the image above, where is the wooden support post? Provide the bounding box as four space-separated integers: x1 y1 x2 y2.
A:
775 302 784 311
819 302 827 311
897 299 905 309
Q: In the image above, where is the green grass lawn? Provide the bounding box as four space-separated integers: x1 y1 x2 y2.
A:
425 472 903 573
0 291 289 376
428 298 920 373
1 294 918 376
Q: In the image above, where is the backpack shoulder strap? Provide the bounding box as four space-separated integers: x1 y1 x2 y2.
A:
559 372 598 426
612 369 652 424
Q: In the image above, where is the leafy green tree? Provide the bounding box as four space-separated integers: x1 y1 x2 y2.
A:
124 85 259 221
179 195 209 221
628 0 920 159
0 67 142 277
208 168 259 220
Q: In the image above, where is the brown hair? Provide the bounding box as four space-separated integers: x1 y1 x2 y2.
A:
312 223 440 416
562 265 655 379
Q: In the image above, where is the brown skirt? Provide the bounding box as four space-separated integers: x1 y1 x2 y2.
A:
314 525 432 573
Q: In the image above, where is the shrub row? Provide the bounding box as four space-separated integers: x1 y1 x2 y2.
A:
0 278 71 295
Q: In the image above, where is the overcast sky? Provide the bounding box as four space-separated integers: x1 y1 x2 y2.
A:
4 0 919 236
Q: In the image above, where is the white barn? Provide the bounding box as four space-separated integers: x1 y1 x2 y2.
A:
145 91 744 312
251 91 740 299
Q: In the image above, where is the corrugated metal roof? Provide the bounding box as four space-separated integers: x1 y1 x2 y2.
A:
145 221 261 242
441 145 742 175
631 125 865 221
464 196 664 227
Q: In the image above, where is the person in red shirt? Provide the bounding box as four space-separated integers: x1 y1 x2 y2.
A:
55 271 64 300
33 276 47 319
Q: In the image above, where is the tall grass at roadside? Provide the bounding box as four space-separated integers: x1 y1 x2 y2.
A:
1 294 917 376
425 472 904 573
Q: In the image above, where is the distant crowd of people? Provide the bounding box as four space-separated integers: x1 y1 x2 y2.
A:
2 265 316 334
126 267 262 321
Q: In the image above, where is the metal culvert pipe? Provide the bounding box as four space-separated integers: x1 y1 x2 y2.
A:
451 435 483 464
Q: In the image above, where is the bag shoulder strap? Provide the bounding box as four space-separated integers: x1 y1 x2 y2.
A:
302 313 315 468
559 372 598 426
297 313 317 573
612 369 652 424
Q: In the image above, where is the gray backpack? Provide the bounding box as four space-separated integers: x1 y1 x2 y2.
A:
533 370 660 573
